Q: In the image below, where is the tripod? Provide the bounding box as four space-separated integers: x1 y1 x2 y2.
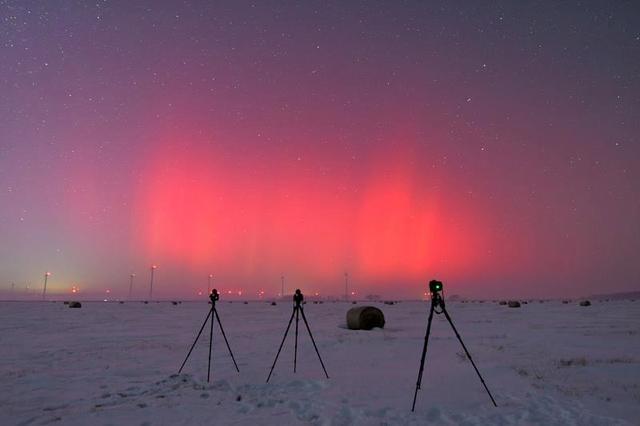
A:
266 289 329 382
178 289 240 382
412 281 497 411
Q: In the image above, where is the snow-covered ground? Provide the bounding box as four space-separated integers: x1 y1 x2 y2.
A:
1 299 639 425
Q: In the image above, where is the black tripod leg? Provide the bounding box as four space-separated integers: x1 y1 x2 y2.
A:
213 308 240 372
441 307 497 407
294 307 299 373
178 307 213 374
412 302 435 412
266 307 296 383
300 307 329 379
207 305 215 382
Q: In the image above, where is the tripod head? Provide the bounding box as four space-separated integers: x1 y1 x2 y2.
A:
428 280 445 308
429 280 443 294
293 289 304 307
210 289 220 304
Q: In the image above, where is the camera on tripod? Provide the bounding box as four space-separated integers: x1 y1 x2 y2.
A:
178 288 239 382
412 278 497 411
266 288 328 382
429 280 443 294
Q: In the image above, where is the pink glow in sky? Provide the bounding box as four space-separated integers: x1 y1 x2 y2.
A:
1 2 638 299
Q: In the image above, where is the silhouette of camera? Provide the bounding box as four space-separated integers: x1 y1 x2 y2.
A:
429 280 443 293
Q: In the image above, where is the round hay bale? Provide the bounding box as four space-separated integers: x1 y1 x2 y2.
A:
579 300 591 307
507 301 521 308
346 306 385 330
271 301 277 306
171 301 178 305
68 301 82 308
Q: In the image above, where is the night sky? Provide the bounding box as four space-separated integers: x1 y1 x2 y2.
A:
1 1 639 299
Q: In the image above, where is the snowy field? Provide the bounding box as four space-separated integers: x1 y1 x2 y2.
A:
1 299 639 425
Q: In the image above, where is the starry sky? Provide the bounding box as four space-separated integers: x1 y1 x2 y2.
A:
1 1 639 299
